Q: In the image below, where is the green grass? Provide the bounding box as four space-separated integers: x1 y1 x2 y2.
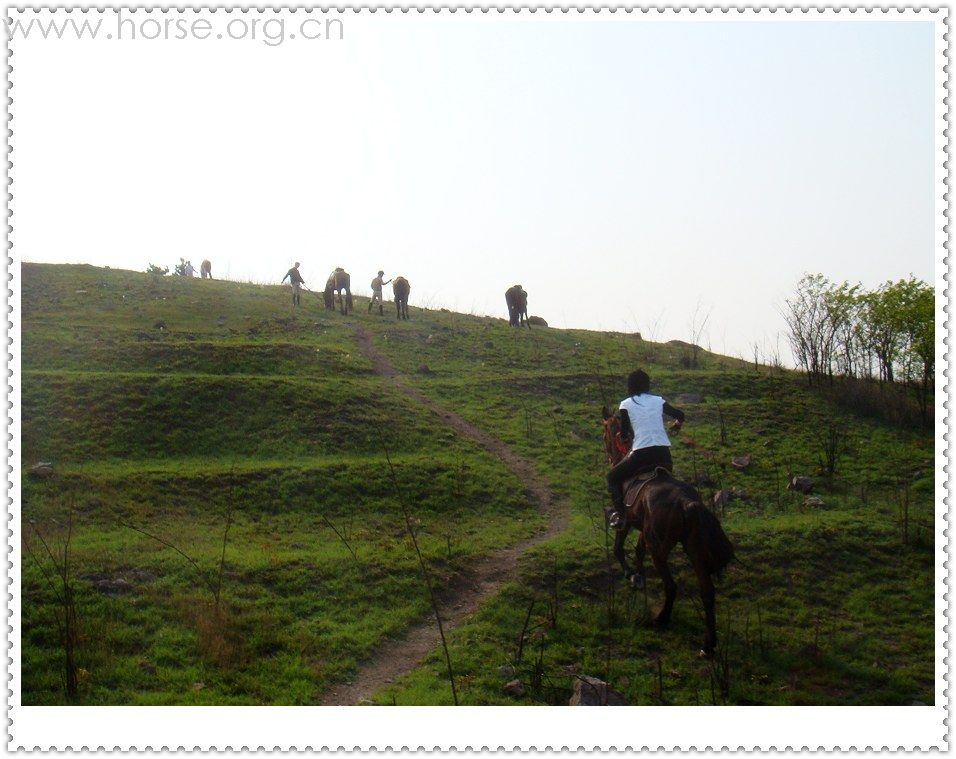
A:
20 263 935 705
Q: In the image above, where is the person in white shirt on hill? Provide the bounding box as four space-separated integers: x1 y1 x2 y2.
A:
607 369 685 530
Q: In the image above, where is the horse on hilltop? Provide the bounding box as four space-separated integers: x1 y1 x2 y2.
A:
392 277 411 320
324 268 353 314
200 260 212 279
601 408 735 657
505 285 529 328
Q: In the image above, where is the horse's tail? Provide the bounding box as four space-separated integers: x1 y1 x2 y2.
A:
686 502 735 579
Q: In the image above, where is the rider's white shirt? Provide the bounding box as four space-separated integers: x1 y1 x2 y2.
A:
619 393 671 451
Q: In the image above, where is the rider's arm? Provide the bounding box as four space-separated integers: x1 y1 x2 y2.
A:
615 409 634 445
663 402 685 425
281 272 289 283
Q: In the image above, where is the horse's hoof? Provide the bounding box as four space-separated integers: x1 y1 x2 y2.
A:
698 649 713 659
653 615 670 629
629 573 645 590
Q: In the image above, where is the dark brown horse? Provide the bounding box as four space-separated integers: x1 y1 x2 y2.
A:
392 276 410 320
505 285 529 328
324 268 353 314
601 408 734 656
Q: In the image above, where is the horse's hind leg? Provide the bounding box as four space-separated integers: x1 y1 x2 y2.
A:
694 563 717 657
650 549 676 628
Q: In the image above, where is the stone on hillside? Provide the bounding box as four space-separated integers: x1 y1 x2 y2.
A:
28 462 54 479
787 475 815 494
527 315 548 327
502 679 526 697
713 489 732 510
675 393 702 404
803 496 826 508
569 676 627 706
154 320 167 331
417 365 433 375
496 665 516 680
731 455 752 471
730 486 751 501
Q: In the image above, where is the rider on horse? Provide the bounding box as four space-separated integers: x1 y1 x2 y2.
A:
607 369 685 530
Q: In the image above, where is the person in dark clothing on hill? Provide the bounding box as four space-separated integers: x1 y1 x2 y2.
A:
606 369 685 530
282 262 305 307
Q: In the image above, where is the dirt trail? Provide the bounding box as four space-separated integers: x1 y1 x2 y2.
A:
317 327 570 706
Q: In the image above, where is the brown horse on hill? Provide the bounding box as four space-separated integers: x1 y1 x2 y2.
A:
601 408 735 656
324 268 353 314
200 260 212 279
392 276 410 320
505 285 529 328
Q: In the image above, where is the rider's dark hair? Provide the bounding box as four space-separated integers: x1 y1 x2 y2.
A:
627 369 650 396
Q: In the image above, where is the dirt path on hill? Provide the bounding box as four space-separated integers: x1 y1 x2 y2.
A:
317 327 570 706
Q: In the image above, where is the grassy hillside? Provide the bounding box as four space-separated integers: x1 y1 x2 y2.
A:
20 263 935 705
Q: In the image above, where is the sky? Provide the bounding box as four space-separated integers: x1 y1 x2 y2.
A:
13 13 938 360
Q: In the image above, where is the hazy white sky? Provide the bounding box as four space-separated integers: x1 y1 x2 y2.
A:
15 13 937 359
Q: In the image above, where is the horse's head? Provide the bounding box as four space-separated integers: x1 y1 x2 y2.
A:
602 406 629 466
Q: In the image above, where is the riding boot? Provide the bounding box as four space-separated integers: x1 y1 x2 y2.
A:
368 301 373 313
379 305 384 316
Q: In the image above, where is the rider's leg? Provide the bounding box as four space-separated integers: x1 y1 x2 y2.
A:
606 454 636 529
607 448 657 529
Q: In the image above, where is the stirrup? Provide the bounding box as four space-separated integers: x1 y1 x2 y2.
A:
608 511 626 530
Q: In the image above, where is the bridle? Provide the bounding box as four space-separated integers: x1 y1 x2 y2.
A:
602 414 630 466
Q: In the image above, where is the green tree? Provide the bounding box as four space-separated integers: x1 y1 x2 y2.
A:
860 281 908 385
897 279 935 424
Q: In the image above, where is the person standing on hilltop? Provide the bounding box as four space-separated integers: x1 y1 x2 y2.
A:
368 270 392 315
606 369 685 530
282 262 305 307
183 260 196 277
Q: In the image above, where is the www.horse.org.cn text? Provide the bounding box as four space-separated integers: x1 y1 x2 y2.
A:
5 12 346 47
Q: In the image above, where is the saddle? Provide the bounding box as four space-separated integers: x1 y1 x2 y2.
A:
624 466 671 507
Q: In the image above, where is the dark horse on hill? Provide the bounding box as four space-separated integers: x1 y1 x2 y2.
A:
601 408 735 656
392 276 411 320
324 268 353 314
505 284 529 328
